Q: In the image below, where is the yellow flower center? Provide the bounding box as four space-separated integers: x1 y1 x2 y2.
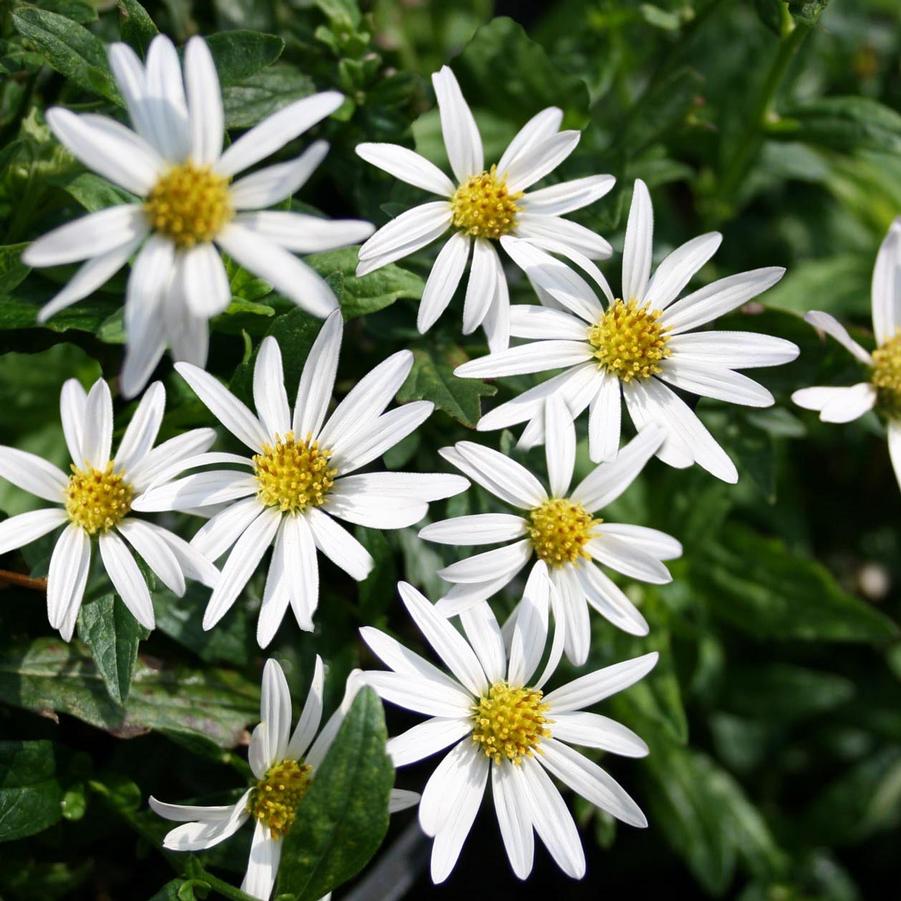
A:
246 759 313 838
588 299 671 382
450 166 522 240
64 463 134 535
872 330 901 418
472 681 551 765
527 498 598 567
252 432 337 514
144 162 232 248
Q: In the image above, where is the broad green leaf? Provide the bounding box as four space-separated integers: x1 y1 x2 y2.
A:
0 638 258 747
694 525 899 642
205 30 285 87
0 291 119 334
0 243 29 293
397 347 496 428
776 97 901 155
305 248 424 320
29 0 98 24
276 688 394 901
0 740 62 842
12 8 121 105
223 64 315 130
58 171 136 213
116 0 158 55
76 593 149 705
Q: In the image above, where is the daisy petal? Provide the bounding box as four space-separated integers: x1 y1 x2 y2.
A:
420 513 527 546
131 471 256 512
459 602 506 683
792 383 877 423
545 395 576 497
241 821 281 901
260 658 291 766
443 441 546 508
0 446 67 503
59 379 86 467
143 35 190 161
509 305 590 341
359 626 467 693
117 517 185 596
282 513 319 630
552 711 648 757
149 797 239 823
418 232 471 333
0 508 66 556
432 66 483 183
151 525 220 589
80 379 113 469
287 655 325 760
387 718 470 767
872 217 901 344
189 496 262 563
435 576 515 616
658 358 775 407
115 382 165 473
356 142 456 196
98 531 155 629
364 671 473 718
645 232 722 310
587 534 672 583
599 523 682 560
493 757 536 880
155 794 250 852
622 179 653 303
521 174 615 216
47 523 90 640
462 239 500 335
498 107 563 173
437 540 532 585
253 337 291 437
553 565 590 666
335 472 467 502
803 311 873 365
669 331 804 368
106 42 154 143
323 492 427 530
482 260 511 352
889 421 901 491
516 215 611 260
506 131 580 194
588 370 622 463
507 562 551 685
545 652 658 712
180 242 231 319
234 211 374 254
184 36 223 165
128 428 217 491
294 310 342 439
576 562 649 636
356 202 452 267
230 141 329 210
306 507 373 581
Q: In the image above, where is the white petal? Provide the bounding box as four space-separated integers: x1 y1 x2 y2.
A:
519 756 585 879
888 420 901 491
435 576 514 616
59 379 87 467
46 523 90 640
364 671 472 719
356 202 452 266
324 490 427 530
575 562 649 636
572 423 664 512
260 658 292 767
98 531 155 629
115 382 165 473
294 310 342 439
117 517 185 596
505 131 580 194
431 66 483 182
155 794 251 852
180 243 231 319
149 796 239 823
0 508 66 556
538 739 646 827
184 36 223 165
241 821 281 901
600 523 681 560
658 358 775 407
803 311 873 365
387 719 470 767
253 337 291 438
356 142 455 196
523 239 615 302
871 217 901 344
622 179 653 303
256 525 289 649
216 91 344 178
189 495 262 562
203 508 281 629
418 232 471 333
336 472 466 503
438 540 533 586
587 534 671 584
175 362 269 451
509 304 590 341
143 35 190 161
106 42 154 144
306 507 373 581
545 652 658 712
287 655 325 759
23 205 147 267
492 758 535 879
662 267 786 334
462 239 500 335
553 564 591 666
459 602 507 683
482 264 511 353
132 471 257 512
45 109 162 194
233 211 373 254
305 670 365 768
216 223 338 318
418 739 483 841
587 371 621 463
551 711 648 757
544 395 575 497
0 446 67 503
128 427 217 490
522 174 615 218
498 107 562 173
669 330 804 368
792 383 877 423
282 513 319 630
230 141 329 210
506 562 551 686
515 215 611 260
445 441 547 508
645 232 722 310
80 379 114 469
151 525 220 589
420 513 526 546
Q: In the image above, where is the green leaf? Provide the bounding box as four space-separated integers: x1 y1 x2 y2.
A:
58 171 136 213
0 243 30 294
305 248 424 320
116 0 158 55
0 292 119 334
0 638 258 747
775 97 901 155
694 524 899 642
397 347 496 428
12 8 121 105
753 0 785 34
223 64 315 130
0 740 62 842
276 688 393 901
76 593 149 705
205 30 285 87
787 0 830 25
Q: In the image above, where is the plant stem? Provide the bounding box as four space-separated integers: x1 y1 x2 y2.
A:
0 569 47 591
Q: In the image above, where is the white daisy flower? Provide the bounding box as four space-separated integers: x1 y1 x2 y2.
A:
455 179 800 483
0 378 219 639
354 65 614 351
150 657 418 901
22 34 374 398
361 581 656 884
133 311 469 646
793 218 901 489
421 402 678 663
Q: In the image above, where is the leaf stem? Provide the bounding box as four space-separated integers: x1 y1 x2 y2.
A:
0 568 48 591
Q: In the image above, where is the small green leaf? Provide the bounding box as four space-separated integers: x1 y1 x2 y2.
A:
205 30 285 87
0 291 119 334
77 593 149 705
12 8 121 105
117 0 158 55
0 243 30 294
397 347 496 428
276 688 394 901
305 248 424 320
775 96 901 155
0 740 63 842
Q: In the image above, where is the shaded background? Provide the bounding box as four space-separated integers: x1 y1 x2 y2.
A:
1 1 900 899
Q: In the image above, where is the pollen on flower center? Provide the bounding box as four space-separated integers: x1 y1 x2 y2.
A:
144 162 232 248
471 681 551 764
252 432 337 514
65 463 134 535
872 330 901 417
246 758 312 838
450 166 522 240
588 298 671 382
527 498 598 567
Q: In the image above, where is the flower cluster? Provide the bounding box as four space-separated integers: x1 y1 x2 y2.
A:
2 25 895 901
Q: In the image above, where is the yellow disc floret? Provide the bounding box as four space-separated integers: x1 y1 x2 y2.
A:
252 432 337 514
246 758 313 838
872 330 901 418
527 498 598 567
472 681 551 765
65 463 134 535
588 299 671 382
144 162 232 247
450 166 522 240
